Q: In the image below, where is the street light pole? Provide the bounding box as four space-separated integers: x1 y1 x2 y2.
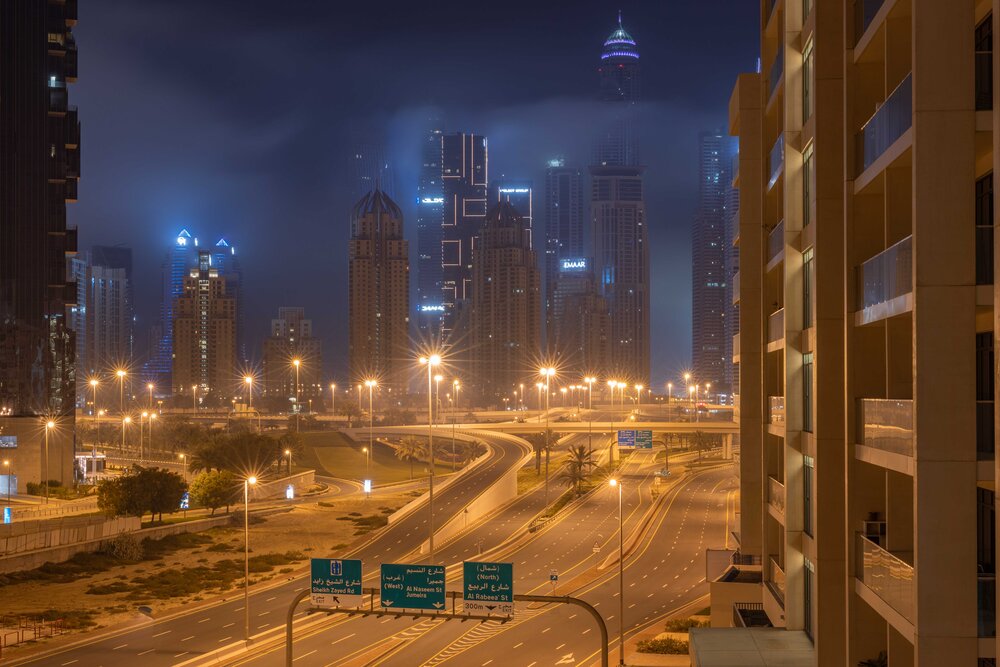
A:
90 378 99 482
610 478 625 666
192 385 198 414
116 369 126 414
243 475 257 645
541 367 555 506
329 383 336 418
3 460 11 518
420 354 441 562
365 379 376 484
292 360 301 432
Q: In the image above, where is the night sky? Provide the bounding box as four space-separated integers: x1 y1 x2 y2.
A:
70 0 758 385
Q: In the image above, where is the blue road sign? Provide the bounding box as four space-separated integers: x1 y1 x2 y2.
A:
636 430 653 449
381 563 446 610
617 430 636 449
179 492 189 510
3 507 10 524
310 558 363 608
463 561 513 615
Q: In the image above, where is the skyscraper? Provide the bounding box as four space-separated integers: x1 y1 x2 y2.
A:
549 257 608 375
210 238 244 366
143 230 200 392
440 132 488 341
492 178 534 247
595 12 640 168
349 142 395 201
471 202 540 402
543 159 585 349
69 246 134 391
691 130 738 391
416 127 444 339
0 0 80 491
349 189 410 389
589 15 648 383
263 307 322 400
172 250 237 397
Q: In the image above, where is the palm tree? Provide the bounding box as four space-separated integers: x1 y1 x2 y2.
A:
524 430 552 474
461 440 486 465
692 430 708 461
558 444 595 496
395 437 424 479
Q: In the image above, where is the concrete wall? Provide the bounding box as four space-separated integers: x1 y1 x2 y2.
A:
0 417 75 492
709 579 763 628
0 514 139 556
248 470 315 502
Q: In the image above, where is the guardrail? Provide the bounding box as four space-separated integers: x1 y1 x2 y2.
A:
856 532 913 623
857 398 913 457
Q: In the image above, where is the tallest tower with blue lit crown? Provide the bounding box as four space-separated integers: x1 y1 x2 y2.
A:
595 11 640 167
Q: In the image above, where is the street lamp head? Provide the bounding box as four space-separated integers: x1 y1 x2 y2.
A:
45 420 55 429
244 376 253 385
247 476 257 485
98 409 106 416
429 354 441 365
636 384 643 391
535 382 543 389
142 411 148 418
284 449 291 455
192 385 198 391
365 379 377 388
150 413 157 420
560 387 567 394
434 374 443 383
292 359 301 368
362 447 367 454
179 453 185 460
609 478 618 487
330 383 336 390
89 378 99 387
116 369 126 378
147 382 154 390
123 417 131 424
608 380 616 388
667 382 673 389
3 459 9 467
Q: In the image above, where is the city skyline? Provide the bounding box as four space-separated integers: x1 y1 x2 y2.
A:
69 1 759 384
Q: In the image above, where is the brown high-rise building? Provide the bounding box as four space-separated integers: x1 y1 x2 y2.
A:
0 0 80 492
263 307 322 399
471 202 541 402
172 251 236 398
349 189 410 389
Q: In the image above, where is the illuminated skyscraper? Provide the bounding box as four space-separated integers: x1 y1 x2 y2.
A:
471 202 540 401
692 130 738 390
543 159 584 349
210 238 244 366
0 0 79 491
144 230 199 391
589 15 648 382
492 178 533 247
172 251 237 396
349 189 410 389
440 132 488 340
416 127 444 338
263 307 322 399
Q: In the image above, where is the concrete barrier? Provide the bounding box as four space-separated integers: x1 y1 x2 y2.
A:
248 470 315 501
0 515 139 556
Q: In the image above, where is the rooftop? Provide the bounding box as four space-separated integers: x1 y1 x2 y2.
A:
689 628 815 667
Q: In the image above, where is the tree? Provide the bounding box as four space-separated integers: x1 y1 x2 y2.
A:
190 470 239 515
558 444 595 496
524 431 552 474
460 440 486 465
692 430 709 461
338 403 361 428
97 474 144 519
140 467 188 522
97 466 186 522
395 437 425 479
278 431 304 475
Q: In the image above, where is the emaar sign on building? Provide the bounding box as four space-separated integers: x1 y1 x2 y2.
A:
560 258 588 272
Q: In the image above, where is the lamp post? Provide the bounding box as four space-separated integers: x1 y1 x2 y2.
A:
609 478 625 667
42 420 55 502
705 382 712 408
3 459 11 518
243 475 257 644
635 384 643 416
365 379 377 483
90 378 100 482
434 375 443 423
178 453 187 480
329 383 336 417
116 369 127 413
285 449 292 476
419 353 442 562
695 384 701 423
140 412 149 463
518 383 524 411
560 386 567 407
584 377 596 458
121 416 130 457
540 367 555 505
667 382 673 420
149 412 156 453
147 383 154 410
292 359 301 432
244 376 254 411
192 385 198 413
535 383 543 422
451 381 460 472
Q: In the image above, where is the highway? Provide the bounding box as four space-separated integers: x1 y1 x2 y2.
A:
235 446 735 667
9 429 530 667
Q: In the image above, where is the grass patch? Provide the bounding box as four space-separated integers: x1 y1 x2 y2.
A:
34 609 98 630
123 551 306 600
636 637 689 654
300 431 449 483
336 513 388 535
86 581 131 595
664 617 708 633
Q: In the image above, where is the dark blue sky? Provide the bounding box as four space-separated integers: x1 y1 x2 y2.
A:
70 0 758 384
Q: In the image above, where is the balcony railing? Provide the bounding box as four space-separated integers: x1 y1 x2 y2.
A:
733 332 740 359
769 556 786 606
978 400 995 459
768 135 784 190
856 235 912 313
767 220 785 264
977 222 994 285
768 308 784 344
732 271 740 303
768 476 785 514
857 398 913 457
857 73 912 174
769 396 785 424
977 50 993 111
856 532 914 623
981 574 996 637
734 602 771 628
854 0 886 45
768 49 783 99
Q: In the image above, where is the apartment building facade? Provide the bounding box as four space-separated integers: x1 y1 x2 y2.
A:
700 1 999 666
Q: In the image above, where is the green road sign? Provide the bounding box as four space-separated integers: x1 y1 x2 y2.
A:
310 558 363 608
380 563 446 610
636 429 653 449
463 561 513 615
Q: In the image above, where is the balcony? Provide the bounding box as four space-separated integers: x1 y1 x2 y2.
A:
768 135 784 190
978 400 995 459
767 220 785 264
857 73 912 174
733 332 740 362
977 221 993 285
981 575 997 637
767 476 785 515
856 532 913 624
768 556 786 607
733 602 771 628
769 396 785 424
767 49 783 100
853 0 886 45
855 235 912 317
732 271 740 305
768 308 784 345
857 398 913 458
977 50 993 111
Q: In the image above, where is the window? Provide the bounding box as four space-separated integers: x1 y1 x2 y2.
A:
802 145 813 227
976 173 993 285
803 455 814 537
803 248 814 328
802 352 813 432
802 40 814 120
803 557 815 640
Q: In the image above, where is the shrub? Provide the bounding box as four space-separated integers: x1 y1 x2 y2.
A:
636 637 689 654
230 511 266 526
664 617 708 633
104 533 144 562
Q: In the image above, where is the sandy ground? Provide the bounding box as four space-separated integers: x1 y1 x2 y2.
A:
0 490 414 639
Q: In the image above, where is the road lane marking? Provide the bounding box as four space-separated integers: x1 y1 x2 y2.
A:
219 636 232 642
198 617 211 623
152 630 171 637
331 632 356 645
294 649 318 662
61 661 78 665
181 636 194 642
112 644 127 650
137 649 154 656
223 622 235 628
513 642 523 648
